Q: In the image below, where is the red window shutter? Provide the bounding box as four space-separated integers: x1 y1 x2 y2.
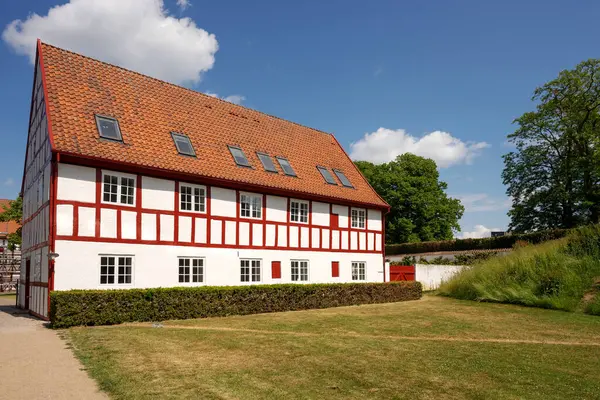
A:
331 213 339 228
331 261 339 278
272 261 281 279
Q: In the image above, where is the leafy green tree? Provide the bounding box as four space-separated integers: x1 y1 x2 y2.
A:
503 59 600 232
356 154 464 243
0 196 22 251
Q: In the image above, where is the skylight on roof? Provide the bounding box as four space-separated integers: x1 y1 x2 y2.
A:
317 166 337 185
333 169 353 188
276 157 296 176
171 132 196 157
228 146 251 167
257 152 278 173
95 115 122 141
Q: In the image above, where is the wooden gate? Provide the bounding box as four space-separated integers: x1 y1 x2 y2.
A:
389 265 415 281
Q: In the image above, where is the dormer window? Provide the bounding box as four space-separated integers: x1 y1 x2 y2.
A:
276 157 296 176
228 146 251 167
95 115 122 141
171 132 196 157
317 166 337 185
333 169 353 188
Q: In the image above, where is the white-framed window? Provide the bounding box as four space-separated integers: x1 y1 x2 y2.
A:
291 260 309 282
178 257 205 284
102 172 135 206
351 261 366 281
100 255 133 285
240 193 262 219
351 208 366 229
180 183 206 213
240 259 261 282
290 200 309 223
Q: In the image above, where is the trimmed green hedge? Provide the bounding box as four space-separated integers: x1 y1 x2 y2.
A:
386 229 569 255
49 282 422 328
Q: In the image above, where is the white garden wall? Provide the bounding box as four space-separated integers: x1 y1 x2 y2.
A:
415 264 466 291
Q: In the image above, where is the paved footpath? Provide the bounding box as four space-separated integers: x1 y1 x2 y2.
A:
0 296 108 399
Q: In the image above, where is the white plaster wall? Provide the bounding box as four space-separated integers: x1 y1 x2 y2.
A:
122 211 137 240
289 226 299 247
415 264 466 291
142 177 174 211
266 195 287 222
160 215 174 241
196 218 207 243
252 224 263 246
57 164 96 202
341 231 349 250
210 220 222 244
142 213 156 240
300 227 310 248
211 187 236 217
311 228 320 249
321 229 330 249
350 231 358 250
56 204 73 236
332 230 340 249
100 209 117 238
54 240 386 290
239 222 249 246
367 209 382 231
277 225 287 247
225 221 236 245
179 216 192 242
312 201 329 226
368 232 375 251
265 224 276 246
332 205 349 228
375 234 382 251
79 207 96 237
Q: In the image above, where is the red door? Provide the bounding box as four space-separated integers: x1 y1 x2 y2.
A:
24 259 31 310
389 265 415 281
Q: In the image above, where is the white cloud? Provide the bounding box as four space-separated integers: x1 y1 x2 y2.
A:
2 0 218 85
456 225 503 239
349 128 490 167
3 178 14 186
205 91 246 105
454 193 511 212
176 0 191 11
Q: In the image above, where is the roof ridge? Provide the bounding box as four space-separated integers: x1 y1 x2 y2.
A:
40 41 333 138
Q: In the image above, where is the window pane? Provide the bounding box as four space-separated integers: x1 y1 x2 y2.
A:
276 157 296 176
251 260 261 282
96 116 122 141
241 260 250 282
333 170 353 188
229 146 250 167
172 133 195 156
257 153 278 173
317 167 337 184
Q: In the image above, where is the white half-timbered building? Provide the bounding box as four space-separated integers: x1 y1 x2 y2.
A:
19 41 389 319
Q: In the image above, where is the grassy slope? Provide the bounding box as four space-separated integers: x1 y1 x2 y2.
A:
64 296 600 400
438 225 600 314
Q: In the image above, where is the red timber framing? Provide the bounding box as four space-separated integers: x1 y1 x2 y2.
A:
53 164 385 254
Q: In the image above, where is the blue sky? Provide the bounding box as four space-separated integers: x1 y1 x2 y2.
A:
1 0 599 238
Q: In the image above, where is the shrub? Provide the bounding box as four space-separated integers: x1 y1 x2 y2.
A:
50 282 422 328
385 229 569 255
390 252 502 266
437 225 600 315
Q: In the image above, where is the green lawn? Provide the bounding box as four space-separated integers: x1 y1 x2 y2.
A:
63 295 600 400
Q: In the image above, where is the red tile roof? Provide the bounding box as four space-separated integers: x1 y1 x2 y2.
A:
0 199 20 238
39 42 388 209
